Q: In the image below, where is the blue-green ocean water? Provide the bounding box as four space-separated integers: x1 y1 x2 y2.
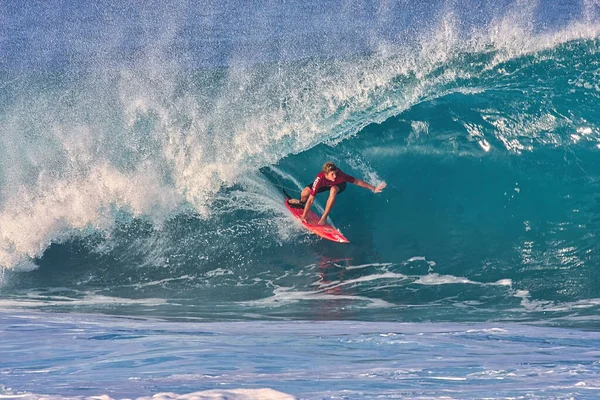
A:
1 1 600 398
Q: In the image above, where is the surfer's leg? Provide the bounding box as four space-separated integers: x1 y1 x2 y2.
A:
300 186 311 202
289 186 311 205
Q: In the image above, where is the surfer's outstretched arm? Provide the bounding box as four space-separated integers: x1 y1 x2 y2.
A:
300 195 316 222
353 179 386 193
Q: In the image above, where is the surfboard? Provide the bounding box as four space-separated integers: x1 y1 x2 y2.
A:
285 198 349 243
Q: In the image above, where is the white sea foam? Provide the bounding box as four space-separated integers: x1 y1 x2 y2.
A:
414 273 512 288
344 262 394 271
0 389 295 400
243 286 393 308
316 271 410 288
0 293 167 309
513 290 600 312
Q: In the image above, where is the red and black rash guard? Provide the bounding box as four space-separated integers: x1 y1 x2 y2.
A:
310 170 356 196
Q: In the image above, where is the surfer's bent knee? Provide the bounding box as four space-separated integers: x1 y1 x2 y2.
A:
300 186 311 201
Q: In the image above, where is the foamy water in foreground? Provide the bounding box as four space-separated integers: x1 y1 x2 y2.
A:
2 311 600 399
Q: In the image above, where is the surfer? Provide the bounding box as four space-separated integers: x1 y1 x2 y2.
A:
289 161 386 225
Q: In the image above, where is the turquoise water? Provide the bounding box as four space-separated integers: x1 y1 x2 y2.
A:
1 0 600 398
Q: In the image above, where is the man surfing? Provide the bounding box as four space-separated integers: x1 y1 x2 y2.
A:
288 161 386 225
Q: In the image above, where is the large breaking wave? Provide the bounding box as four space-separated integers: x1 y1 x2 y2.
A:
1 0 600 326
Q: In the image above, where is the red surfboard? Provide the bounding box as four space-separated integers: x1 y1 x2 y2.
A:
285 198 349 243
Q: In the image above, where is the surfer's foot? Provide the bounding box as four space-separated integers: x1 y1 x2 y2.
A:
288 198 305 208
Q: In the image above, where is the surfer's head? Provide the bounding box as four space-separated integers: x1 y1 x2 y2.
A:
322 161 338 181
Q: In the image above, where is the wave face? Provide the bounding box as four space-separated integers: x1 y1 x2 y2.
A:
1 0 600 327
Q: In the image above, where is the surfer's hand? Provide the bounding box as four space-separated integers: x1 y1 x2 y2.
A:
318 219 327 225
300 216 307 223
374 183 387 193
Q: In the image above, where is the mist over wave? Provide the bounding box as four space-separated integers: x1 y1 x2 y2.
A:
1 0 600 326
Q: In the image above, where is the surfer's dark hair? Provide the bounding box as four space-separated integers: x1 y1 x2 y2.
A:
322 162 338 173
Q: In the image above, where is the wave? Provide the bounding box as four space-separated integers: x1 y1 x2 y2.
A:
0 1 597 268
1 0 600 326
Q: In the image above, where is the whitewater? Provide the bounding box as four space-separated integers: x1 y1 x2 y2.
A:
1 0 600 398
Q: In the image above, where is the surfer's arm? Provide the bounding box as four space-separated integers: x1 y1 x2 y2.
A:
300 195 316 222
353 179 387 193
318 190 338 225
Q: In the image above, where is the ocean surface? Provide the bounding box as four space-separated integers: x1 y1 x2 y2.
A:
1 0 600 398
